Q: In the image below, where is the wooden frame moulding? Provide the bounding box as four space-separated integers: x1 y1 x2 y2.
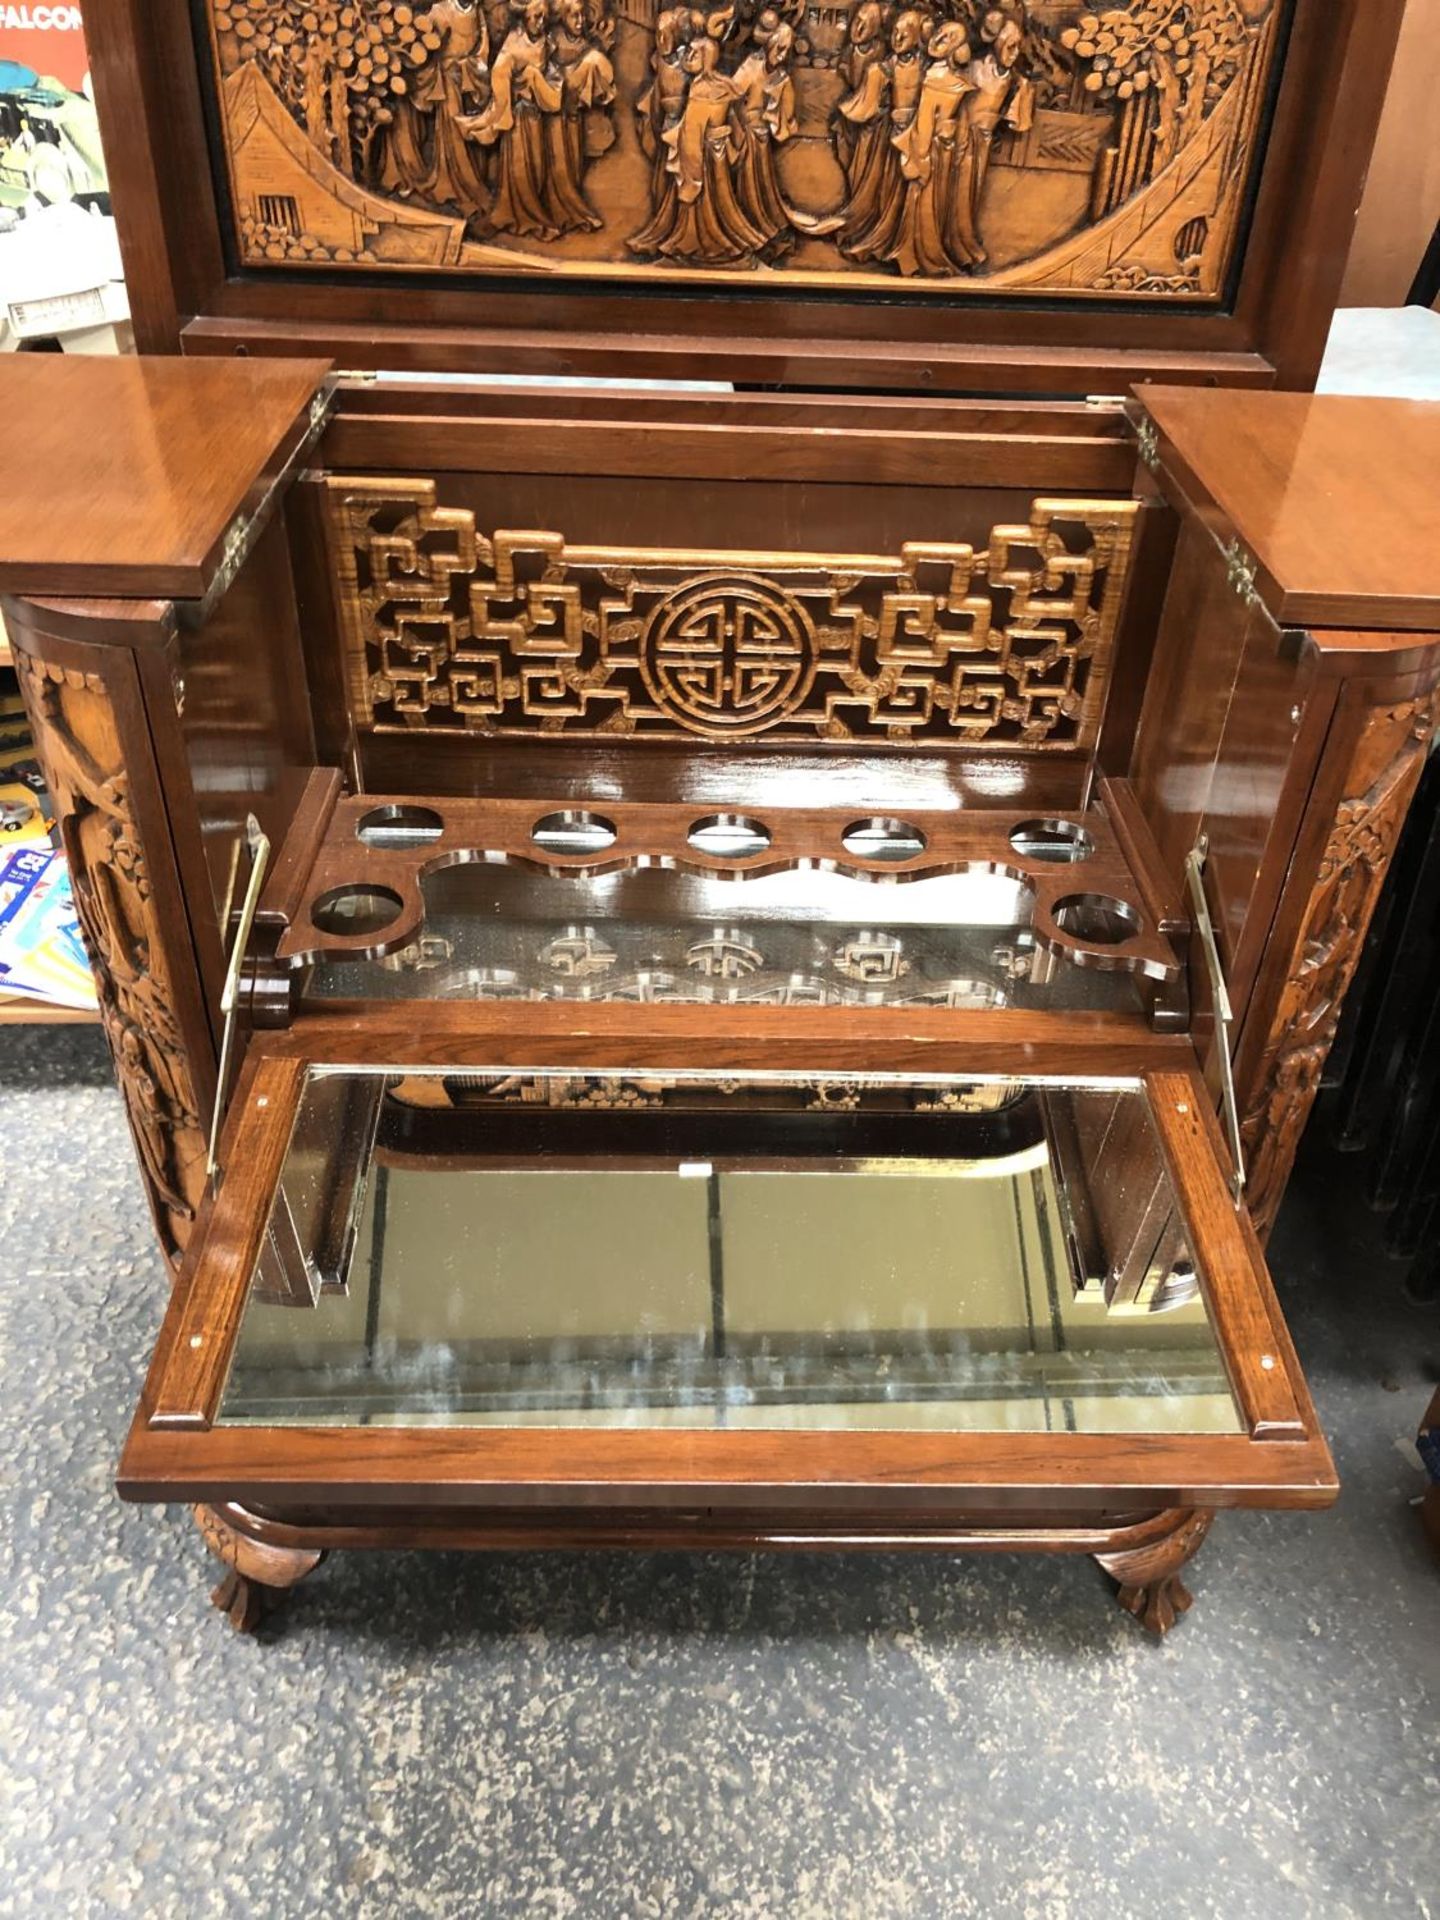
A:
78 0 1404 392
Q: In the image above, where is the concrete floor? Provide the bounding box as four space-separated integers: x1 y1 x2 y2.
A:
0 1023 1437 1919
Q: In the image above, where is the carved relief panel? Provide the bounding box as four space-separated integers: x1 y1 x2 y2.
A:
325 476 1138 750
203 0 1284 296
1240 685 1440 1239
13 653 213 1267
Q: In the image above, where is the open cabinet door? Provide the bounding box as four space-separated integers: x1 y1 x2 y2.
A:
120 1027 1335 1604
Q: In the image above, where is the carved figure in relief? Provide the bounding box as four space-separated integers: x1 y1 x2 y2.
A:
878 23 985 277
414 0 493 212
629 25 770 266
833 0 885 173
954 10 1033 266
460 0 602 237
210 0 1281 290
730 12 800 258
552 0 618 165
835 8 927 263
584 0 615 50
635 8 693 158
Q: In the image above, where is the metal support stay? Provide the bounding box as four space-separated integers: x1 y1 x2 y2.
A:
206 815 272 1191
1183 837 1246 1206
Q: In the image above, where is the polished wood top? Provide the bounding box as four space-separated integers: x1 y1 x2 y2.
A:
1139 389 1440 634
0 357 330 600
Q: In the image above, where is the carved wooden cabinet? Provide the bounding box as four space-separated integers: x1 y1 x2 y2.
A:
1 0 1435 1635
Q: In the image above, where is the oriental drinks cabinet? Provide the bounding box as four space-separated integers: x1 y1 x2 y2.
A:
1 0 1435 1636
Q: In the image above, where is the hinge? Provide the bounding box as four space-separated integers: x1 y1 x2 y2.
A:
1134 414 1161 474
1183 838 1246 1207
208 512 254 605
206 815 272 1191
333 368 380 383
1223 536 1261 610
1084 393 1127 408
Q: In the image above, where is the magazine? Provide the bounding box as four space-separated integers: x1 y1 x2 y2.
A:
0 840 96 1008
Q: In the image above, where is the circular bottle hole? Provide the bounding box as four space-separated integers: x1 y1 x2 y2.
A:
841 817 928 862
1051 892 1142 946
686 813 772 860
356 804 445 850
531 810 618 856
311 883 405 938
1009 818 1094 864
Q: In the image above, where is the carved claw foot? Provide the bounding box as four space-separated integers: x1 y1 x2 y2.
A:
1112 1572 1195 1636
209 1566 268 1633
194 1503 326 1633
1094 1509 1214 1637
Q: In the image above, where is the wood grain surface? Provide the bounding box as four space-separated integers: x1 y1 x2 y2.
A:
0 357 330 599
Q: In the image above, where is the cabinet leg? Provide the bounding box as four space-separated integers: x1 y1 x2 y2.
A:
193 1503 326 1633
1093 1508 1214 1636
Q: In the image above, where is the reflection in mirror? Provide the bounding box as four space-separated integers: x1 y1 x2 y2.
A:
219 1071 1241 1437
302 862 1144 1016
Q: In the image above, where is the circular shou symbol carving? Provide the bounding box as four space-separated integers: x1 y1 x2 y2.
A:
639 574 819 737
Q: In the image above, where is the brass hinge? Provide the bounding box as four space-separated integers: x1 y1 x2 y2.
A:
1134 415 1161 473
332 368 380 383
208 512 254 606
1183 838 1246 1207
1223 536 1261 610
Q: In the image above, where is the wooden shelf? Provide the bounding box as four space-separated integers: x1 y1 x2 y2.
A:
0 993 98 1026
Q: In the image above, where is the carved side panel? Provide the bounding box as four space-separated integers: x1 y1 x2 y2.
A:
13 650 213 1266
327 478 1138 751
200 0 1284 299
1240 686 1440 1239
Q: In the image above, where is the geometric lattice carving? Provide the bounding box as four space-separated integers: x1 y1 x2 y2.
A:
327 477 1138 751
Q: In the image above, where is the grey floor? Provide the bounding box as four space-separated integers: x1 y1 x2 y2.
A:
0 1025 1436 1920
